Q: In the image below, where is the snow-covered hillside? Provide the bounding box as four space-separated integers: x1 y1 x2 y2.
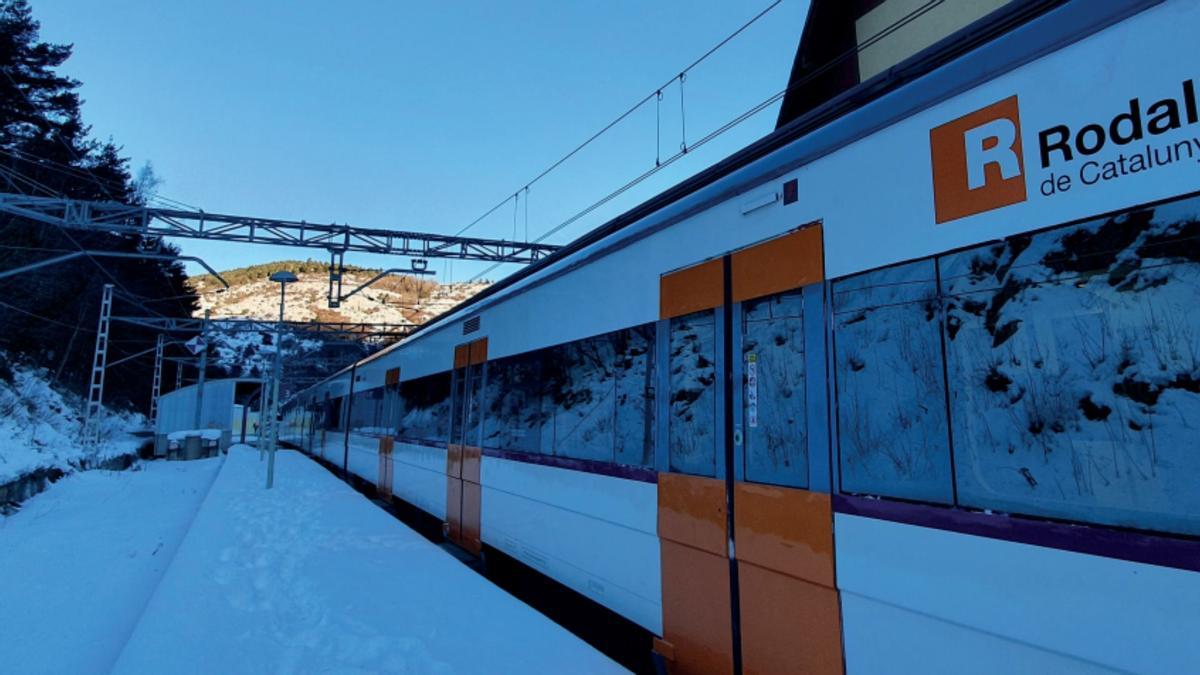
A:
0 352 144 485
191 260 489 325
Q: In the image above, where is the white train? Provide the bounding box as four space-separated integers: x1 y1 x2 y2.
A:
284 2 1200 672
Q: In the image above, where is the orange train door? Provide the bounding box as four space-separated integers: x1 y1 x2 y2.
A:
447 338 486 555
376 368 402 501
655 224 844 675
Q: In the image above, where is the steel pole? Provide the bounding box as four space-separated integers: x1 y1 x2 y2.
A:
267 283 285 489
192 309 210 429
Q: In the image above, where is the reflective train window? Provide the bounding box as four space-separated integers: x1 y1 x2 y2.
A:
326 396 344 431
742 290 807 488
668 310 718 477
465 362 485 447
395 371 452 445
832 258 954 505
450 367 466 444
542 334 619 462
942 198 1200 535
383 382 402 434
483 352 543 454
613 325 655 467
831 193 1200 536
348 387 385 434
479 324 656 467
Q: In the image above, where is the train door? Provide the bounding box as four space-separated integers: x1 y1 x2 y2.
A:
447 338 487 555
655 224 843 675
376 368 402 501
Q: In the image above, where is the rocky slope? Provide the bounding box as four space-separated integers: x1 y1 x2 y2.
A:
190 260 488 325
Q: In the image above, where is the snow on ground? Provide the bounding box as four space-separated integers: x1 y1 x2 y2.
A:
0 458 222 674
166 429 224 441
0 353 145 484
113 446 626 674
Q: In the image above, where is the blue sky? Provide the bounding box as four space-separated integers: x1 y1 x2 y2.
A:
33 0 808 281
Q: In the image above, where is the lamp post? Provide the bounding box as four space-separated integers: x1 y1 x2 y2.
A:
267 270 297 489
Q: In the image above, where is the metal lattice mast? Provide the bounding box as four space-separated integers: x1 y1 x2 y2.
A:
81 284 114 453
149 334 165 427
174 362 183 390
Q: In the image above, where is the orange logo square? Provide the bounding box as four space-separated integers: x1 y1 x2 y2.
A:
930 96 1027 223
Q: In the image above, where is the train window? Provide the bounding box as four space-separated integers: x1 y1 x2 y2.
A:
479 323 656 467
465 363 485 446
542 334 618 463
742 290 807 488
833 259 954 504
614 325 656 467
348 388 385 433
483 353 543 454
326 396 344 431
396 371 452 445
942 199 1200 536
383 382 402 433
668 310 718 477
450 368 466 444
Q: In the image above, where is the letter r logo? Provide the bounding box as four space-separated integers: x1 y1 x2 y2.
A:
964 118 1021 190
930 96 1027 223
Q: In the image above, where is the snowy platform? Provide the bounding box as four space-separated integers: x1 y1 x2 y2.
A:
0 459 223 673
111 446 625 673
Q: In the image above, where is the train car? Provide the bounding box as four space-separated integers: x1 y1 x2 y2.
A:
284 1 1200 672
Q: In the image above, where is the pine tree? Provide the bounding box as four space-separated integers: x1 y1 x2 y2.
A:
0 0 198 414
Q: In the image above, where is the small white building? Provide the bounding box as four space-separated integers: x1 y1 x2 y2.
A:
154 378 264 457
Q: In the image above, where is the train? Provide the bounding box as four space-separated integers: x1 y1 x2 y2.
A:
282 1 1200 672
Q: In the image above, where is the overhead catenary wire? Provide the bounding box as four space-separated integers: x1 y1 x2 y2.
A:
468 0 948 281
0 146 200 211
0 165 169 319
0 298 97 332
0 162 63 199
0 294 155 365
452 0 784 238
0 170 186 319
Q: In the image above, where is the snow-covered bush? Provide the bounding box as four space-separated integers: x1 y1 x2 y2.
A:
0 351 144 484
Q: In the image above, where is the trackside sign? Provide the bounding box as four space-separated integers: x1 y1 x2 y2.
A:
930 79 1200 224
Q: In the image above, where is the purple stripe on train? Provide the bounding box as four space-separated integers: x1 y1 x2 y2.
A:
833 493 1200 574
